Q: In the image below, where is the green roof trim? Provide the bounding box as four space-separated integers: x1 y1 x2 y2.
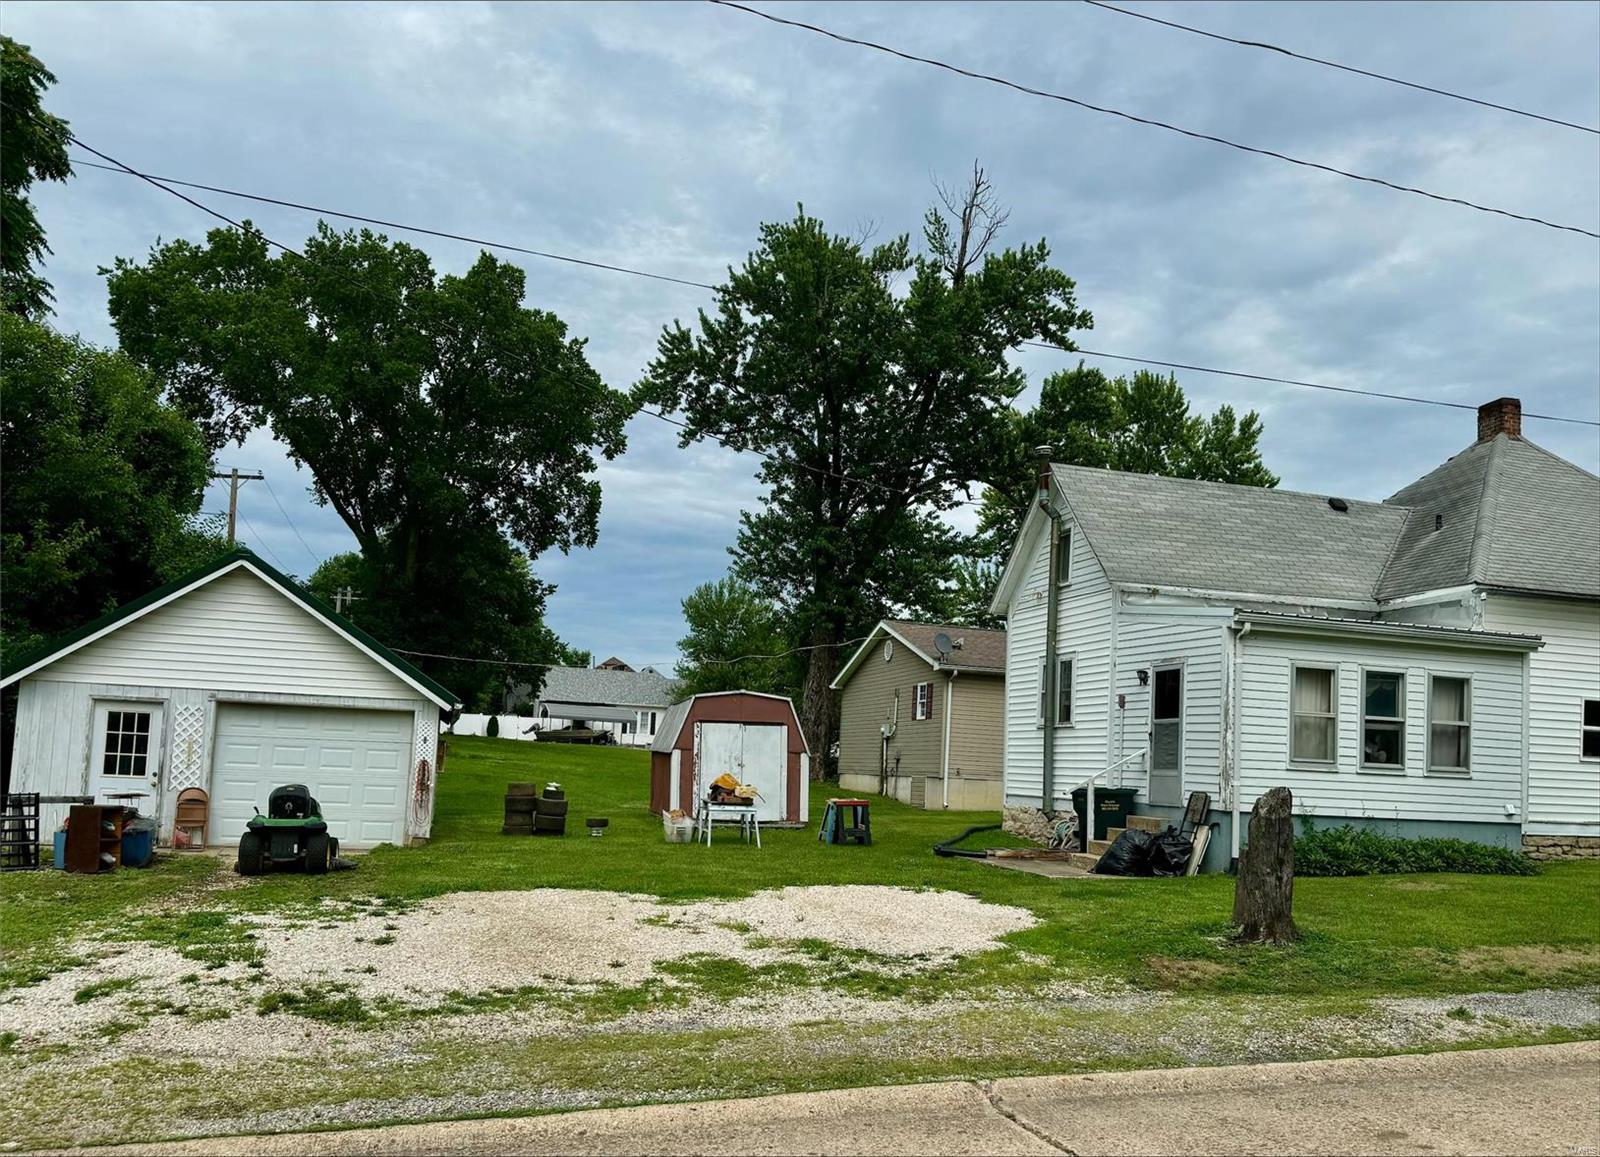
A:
1 548 460 707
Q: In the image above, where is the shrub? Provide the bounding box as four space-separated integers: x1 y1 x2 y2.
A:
486 715 500 738
1294 819 1538 877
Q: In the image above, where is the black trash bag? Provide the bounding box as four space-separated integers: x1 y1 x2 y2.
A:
1148 827 1195 877
1093 829 1155 876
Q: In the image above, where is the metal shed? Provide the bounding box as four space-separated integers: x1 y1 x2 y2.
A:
649 692 810 825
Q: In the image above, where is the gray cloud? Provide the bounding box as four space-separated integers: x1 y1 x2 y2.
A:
9 0 1597 666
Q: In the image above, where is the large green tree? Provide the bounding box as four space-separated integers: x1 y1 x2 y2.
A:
638 170 1091 767
105 223 631 695
0 314 224 662
674 577 797 700
0 36 72 318
973 364 1278 569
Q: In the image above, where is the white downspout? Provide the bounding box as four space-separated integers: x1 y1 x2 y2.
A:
1231 621 1251 865
942 670 957 809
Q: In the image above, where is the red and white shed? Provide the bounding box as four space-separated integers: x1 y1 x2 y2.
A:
649 692 810 824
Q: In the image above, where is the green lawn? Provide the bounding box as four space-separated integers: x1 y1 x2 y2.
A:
6 734 1596 998
2 736 1597 1149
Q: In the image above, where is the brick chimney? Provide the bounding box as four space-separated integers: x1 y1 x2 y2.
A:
1477 397 1521 442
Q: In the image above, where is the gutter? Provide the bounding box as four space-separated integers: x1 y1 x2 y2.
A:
941 670 957 809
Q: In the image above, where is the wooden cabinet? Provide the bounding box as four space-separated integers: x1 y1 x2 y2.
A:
65 805 125 874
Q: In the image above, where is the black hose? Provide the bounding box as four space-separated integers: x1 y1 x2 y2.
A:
934 822 1004 859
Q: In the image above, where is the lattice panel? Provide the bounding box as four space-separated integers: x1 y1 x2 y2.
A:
165 703 207 791
414 714 438 769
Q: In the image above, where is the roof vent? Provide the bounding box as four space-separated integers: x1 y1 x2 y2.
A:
1435 514 1444 531
1327 497 1349 512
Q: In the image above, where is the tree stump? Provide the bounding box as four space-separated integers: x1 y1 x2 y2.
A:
1232 786 1300 944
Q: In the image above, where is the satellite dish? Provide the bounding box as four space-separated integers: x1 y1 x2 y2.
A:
934 632 954 660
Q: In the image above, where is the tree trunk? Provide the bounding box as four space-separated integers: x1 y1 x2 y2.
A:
1231 786 1300 944
799 623 840 780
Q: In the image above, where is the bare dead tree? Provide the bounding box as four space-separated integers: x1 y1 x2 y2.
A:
927 160 1011 285
1232 787 1301 944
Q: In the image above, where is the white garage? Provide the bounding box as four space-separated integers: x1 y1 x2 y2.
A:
4 550 460 849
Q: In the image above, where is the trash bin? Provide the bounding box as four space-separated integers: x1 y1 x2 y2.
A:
121 819 157 868
1070 786 1140 847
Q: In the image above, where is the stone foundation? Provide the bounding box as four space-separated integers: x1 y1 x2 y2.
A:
1002 806 1077 848
1521 834 1600 861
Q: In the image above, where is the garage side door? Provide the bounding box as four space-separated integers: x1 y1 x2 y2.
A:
212 704 413 848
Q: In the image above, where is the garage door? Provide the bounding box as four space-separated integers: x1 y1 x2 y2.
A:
212 704 414 848
699 722 787 822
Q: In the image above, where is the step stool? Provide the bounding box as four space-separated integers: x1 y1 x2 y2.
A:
819 799 872 846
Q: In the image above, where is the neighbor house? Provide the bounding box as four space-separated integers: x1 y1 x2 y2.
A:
832 621 1007 809
2 550 459 850
989 398 1599 868
505 665 677 747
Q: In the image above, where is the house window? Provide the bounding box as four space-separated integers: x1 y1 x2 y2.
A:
102 710 153 778
1290 665 1336 763
914 682 933 721
621 720 633 735
1055 527 1072 584
649 711 658 734
1428 676 1471 772
1583 700 1600 760
1362 671 1405 768
1055 657 1074 725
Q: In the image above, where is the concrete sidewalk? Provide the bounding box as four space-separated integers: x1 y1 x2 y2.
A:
53 1041 1600 1156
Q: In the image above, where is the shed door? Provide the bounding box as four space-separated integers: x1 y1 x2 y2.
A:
211 703 413 848
699 722 787 822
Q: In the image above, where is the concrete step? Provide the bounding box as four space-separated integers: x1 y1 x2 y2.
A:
1104 826 1125 843
1066 851 1102 871
1088 838 1114 855
1126 814 1167 833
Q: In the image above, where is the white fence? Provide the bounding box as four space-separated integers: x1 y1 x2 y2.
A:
448 713 541 739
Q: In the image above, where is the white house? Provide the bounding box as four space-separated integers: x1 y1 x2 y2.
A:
503 665 677 748
990 398 1599 868
2 550 460 850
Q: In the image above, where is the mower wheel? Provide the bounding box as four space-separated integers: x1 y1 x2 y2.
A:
236 831 266 876
535 798 569 817
303 832 331 875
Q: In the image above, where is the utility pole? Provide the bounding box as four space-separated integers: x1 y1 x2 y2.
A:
332 586 362 615
210 468 265 545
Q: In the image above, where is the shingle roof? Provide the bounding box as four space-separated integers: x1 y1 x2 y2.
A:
1052 464 1410 603
535 665 677 708
1379 435 1600 599
883 621 1007 673
0 549 459 707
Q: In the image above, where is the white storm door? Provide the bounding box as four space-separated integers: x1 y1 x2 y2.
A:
90 701 165 812
740 725 787 822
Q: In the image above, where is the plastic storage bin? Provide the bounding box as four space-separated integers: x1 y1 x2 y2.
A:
662 811 694 843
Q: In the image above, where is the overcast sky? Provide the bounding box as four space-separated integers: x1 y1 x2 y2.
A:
9 0 1598 668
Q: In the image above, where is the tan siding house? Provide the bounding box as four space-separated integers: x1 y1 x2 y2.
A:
833 621 1006 810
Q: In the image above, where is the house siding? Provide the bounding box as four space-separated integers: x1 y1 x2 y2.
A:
43 568 418 701
948 674 1004 780
1479 594 1600 834
1111 608 1230 804
837 637 943 791
1002 508 1116 808
1236 630 1526 826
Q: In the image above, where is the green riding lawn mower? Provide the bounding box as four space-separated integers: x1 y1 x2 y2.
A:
236 783 340 875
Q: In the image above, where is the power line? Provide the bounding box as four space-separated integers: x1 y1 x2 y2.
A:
68 158 717 291
76 145 1599 430
707 0 1600 240
402 634 875 671
234 509 293 573
259 475 324 566
1081 0 1600 136
1026 344 1600 428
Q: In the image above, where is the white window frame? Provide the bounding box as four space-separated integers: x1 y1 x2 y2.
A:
1036 657 1049 728
1360 668 1406 772
1582 698 1600 762
1427 674 1471 774
1288 663 1338 768
1054 654 1075 726
913 682 933 721
1055 526 1072 586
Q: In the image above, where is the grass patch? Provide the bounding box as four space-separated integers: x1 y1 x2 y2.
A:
73 978 136 1004
255 983 372 1024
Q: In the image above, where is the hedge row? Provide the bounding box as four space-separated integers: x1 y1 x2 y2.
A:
1294 819 1538 877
